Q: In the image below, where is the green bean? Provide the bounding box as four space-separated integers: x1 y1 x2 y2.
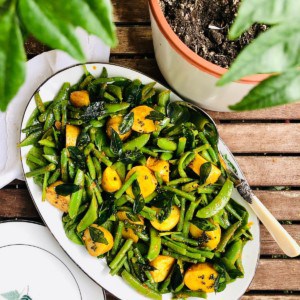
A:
177 152 191 178
80 74 94 89
69 169 85 219
183 152 196 169
85 174 103 204
90 119 106 128
140 147 158 158
43 112 55 131
48 168 61 185
177 198 186 232
111 221 125 256
144 191 157 203
53 105 61 121
161 238 186 255
184 251 206 261
147 227 161 261
133 247 154 283
22 123 43 135
43 146 56 155
216 221 241 253
121 270 162 300
19 130 43 147
198 132 218 163
25 163 56 177
182 199 201 237
60 148 69 182
86 155 96 180
160 152 173 161
223 239 243 269
123 134 150 151
162 186 196 201
68 159 76 180
38 139 56 148
158 90 170 107
77 195 98 232
225 202 242 221
162 249 198 264
182 181 199 192
42 172 50 201
109 239 134 269
43 155 59 165
142 82 156 99
197 185 216 194
93 77 127 84
104 102 130 114
114 172 138 199
92 156 102 183
157 138 177 151
110 256 127 276
167 178 193 186
26 107 40 127
196 178 234 218
173 290 206 299
171 234 199 247
27 154 47 167
176 137 186 156
93 149 112 167
123 258 130 273
235 242 245 275
201 149 212 162
112 161 126 182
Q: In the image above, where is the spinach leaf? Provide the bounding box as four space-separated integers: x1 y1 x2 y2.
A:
152 192 173 222
123 79 142 106
110 128 123 156
229 70 300 110
203 123 218 147
76 131 91 148
171 264 183 291
97 193 116 225
80 101 105 121
145 110 165 121
133 194 145 214
167 102 190 125
89 226 108 245
190 218 217 231
55 183 80 196
199 162 212 185
68 146 86 170
213 263 227 293
119 112 134 134
228 269 244 279
119 150 144 164
182 125 195 150
229 0 299 39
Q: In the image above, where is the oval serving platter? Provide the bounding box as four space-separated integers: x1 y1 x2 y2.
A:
20 63 260 300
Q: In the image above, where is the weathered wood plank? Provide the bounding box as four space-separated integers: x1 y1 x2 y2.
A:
255 191 300 221
242 296 300 300
250 260 300 290
236 157 300 186
260 225 300 255
112 0 149 23
218 124 300 153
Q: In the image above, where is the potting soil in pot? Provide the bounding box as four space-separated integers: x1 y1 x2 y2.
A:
160 0 267 68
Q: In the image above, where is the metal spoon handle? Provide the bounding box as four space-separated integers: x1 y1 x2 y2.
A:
250 194 300 257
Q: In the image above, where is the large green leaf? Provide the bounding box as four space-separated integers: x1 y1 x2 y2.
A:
218 23 300 86
229 0 300 39
33 0 117 47
18 0 85 61
0 2 26 111
229 70 300 111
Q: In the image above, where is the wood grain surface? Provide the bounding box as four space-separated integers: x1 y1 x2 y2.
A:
3 1 300 300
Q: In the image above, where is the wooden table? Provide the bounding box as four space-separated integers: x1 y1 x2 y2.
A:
2 1 300 299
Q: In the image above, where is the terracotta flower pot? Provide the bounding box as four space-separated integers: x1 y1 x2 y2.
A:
149 0 268 112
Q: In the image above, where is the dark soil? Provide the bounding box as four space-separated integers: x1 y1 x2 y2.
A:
160 0 267 68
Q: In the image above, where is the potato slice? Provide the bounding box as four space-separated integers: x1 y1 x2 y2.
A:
189 221 221 250
189 153 221 184
117 211 144 243
70 90 90 107
66 124 80 147
125 166 157 198
101 166 122 193
83 224 114 256
106 115 131 141
131 105 156 133
150 205 180 231
146 157 169 183
46 181 70 213
150 255 175 283
184 263 218 293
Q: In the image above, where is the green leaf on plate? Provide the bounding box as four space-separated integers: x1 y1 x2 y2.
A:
190 218 217 231
89 226 108 244
0 2 26 111
218 23 300 86
18 0 85 61
119 112 134 135
1 290 20 300
55 183 80 196
229 70 300 111
110 128 123 156
229 0 300 39
199 162 212 185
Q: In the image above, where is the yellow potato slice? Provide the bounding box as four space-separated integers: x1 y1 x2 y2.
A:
101 166 122 193
106 115 131 141
150 255 175 283
46 181 70 213
66 124 80 148
150 205 180 231
70 90 90 107
131 105 156 133
146 157 169 183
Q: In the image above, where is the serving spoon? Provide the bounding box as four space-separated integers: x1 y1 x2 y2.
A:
174 101 300 257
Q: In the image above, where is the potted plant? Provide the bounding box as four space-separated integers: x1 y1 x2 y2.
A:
149 0 300 112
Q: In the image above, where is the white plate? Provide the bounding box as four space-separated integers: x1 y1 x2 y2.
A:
20 63 260 300
0 221 105 300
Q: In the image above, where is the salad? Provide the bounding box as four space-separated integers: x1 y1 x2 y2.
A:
21 66 253 299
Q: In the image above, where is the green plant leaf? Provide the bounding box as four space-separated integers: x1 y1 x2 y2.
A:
229 0 300 39
110 128 123 155
31 0 117 47
218 23 300 85
0 2 26 111
1 290 20 300
89 226 108 244
229 70 300 111
119 112 134 134
55 183 80 196
18 0 85 61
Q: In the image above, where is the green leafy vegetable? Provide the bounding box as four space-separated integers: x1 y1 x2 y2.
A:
133 194 145 214
68 146 86 170
199 162 212 185
89 226 108 244
146 110 165 121
190 218 217 231
229 0 300 39
119 112 134 134
229 70 300 110
55 183 80 196
110 128 123 155
171 264 184 291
